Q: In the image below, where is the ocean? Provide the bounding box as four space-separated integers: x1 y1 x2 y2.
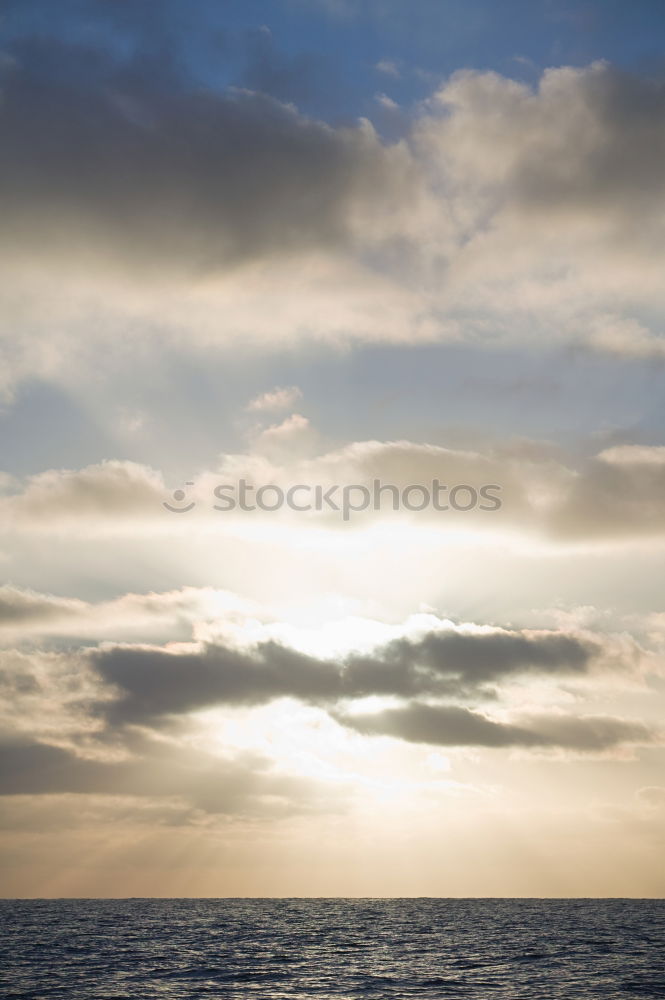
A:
1 898 663 998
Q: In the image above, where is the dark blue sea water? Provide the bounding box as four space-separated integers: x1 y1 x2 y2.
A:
0 898 663 999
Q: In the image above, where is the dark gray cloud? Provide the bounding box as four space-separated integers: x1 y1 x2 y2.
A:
337 702 654 751
93 640 340 723
5 44 664 257
0 734 336 817
0 36 405 276
345 629 593 690
0 740 122 796
90 626 598 727
3 41 665 400
82 626 654 756
0 613 653 817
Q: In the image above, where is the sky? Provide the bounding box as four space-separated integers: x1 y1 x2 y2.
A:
0 0 665 898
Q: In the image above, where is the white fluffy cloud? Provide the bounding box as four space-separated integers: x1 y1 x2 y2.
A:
247 386 304 412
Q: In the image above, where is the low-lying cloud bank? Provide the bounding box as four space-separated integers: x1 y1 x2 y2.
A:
0 733 335 819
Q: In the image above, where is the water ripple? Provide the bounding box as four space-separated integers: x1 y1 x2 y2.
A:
1 898 663 999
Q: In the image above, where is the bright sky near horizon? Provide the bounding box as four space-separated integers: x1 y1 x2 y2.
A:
0 0 664 898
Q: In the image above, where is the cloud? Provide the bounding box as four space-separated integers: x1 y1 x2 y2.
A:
0 734 334 817
346 627 595 688
4 433 665 543
337 702 654 752
3 45 665 394
0 37 411 272
0 640 348 818
375 60 401 78
247 386 303 412
420 61 665 227
0 460 167 535
548 445 665 540
584 315 665 359
0 34 424 396
92 640 338 724
0 647 109 747
251 414 316 458
0 592 614 743
409 62 665 351
0 439 527 537
2 460 164 522
0 598 656 828
598 445 665 467
0 587 87 626
87 621 603 729
0 585 258 644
